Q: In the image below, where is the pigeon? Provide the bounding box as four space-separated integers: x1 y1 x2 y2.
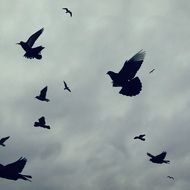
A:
0 136 10 147
34 116 50 129
62 8 72 17
134 134 145 141
0 157 32 182
147 151 170 164
35 86 49 102
63 81 71 92
107 50 146 96
167 176 175 181
149 69 155 74
17 28 44 59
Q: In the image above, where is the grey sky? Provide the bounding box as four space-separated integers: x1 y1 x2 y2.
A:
0 0 190 189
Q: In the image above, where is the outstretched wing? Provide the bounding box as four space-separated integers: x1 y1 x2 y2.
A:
139 134 145 138
118 50 146 80
39 116 45 125
63 81 67 88
68 11 72 17
0 136 10 143
4 157 27 173
147 152 154 158
119 77 142 96
40 86 47 98
155 151 167 160
26 28 44 47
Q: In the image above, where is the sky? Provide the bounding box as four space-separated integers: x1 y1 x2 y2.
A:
0 0 190 189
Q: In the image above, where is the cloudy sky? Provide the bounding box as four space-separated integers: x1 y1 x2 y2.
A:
0 0 190 189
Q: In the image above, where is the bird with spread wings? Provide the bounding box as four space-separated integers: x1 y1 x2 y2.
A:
147 151 170 164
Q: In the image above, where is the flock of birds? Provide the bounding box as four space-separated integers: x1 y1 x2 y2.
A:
0 7 175 184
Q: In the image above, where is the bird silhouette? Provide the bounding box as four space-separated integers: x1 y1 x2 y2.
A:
0 136 10 147
63 81 71 92
34 116 50 129
149 69 155 73
107 50 146 96
17 28 44 59
62 8 72 17
134 134 145 141
0 157 32 181
147 151 170 164
167 176 175 181
35 86 49 102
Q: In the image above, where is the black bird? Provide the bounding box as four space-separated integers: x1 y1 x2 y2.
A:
149 69 155 74
107 50 146 96
35 86 49 102
34 116 50 129
0 136 10 147
167 176 175 181
134 134 145 141
63 81 71 92
0 157 32 182
62 8 72 17
17 28 44 59
147 151 170 164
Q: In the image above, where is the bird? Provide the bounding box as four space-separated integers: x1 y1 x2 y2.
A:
0 136 10 147
34 116 50 129
35 86 49 102
62 8 72 17
134 134 145 141
149 69 155 74
167 176 175 181
0 157 32 182
17 28 44 59
107 50 146 96
63 81 71 92
147 151 170 164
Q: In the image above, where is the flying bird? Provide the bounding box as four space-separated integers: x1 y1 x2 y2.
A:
147 151 170 164
134 134 145 141
35 86 49 102
62 8 72 17
0 136 10 147
167 176 175 181
17 28 44 59
149 69 155 74
107 50 146 96
0 157 32 181
63 81 71 92
34 116 50 129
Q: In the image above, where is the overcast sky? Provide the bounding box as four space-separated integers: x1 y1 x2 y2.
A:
0 0 190 189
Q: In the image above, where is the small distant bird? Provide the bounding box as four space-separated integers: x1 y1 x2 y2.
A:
134 134 145 141
17 28 44 59
63 81 71 92
0 136 10 147
35 86 49 102
34 116 50 129
107 50 146 96
149 69 155 74
147 151 170 164
62 8 72 17
0 157 32 181
167 176 175 181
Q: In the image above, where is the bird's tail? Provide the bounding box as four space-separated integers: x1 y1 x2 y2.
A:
19 174 32 182
1 144 5 147
44 125 50 129
34 122 39 127
164 160 170 164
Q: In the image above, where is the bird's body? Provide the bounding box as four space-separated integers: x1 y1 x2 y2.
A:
167 176 175 181
17 28 44 59
147 151 170 164
62 8 72 17
63 81 71 92
107 50 146 96
0 136 10 147
0 157 32 181
35 86 49 102
34 116 50 129
134 134 145 141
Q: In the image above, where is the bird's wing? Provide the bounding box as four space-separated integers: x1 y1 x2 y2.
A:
140 134 145 137
62 8 68 11
0 136 10 143
119 77 142 96
69 11 72 17
155 151 167 160
147 152 154 158
63 81 67 87
39 117 45 125
26 28 44 47
40 86 47 98
4 157 27 173
118 50 146 80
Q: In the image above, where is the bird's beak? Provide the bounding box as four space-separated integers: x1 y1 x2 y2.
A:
16 42 20 45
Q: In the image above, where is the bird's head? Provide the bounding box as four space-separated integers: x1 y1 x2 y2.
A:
16 41 24 46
